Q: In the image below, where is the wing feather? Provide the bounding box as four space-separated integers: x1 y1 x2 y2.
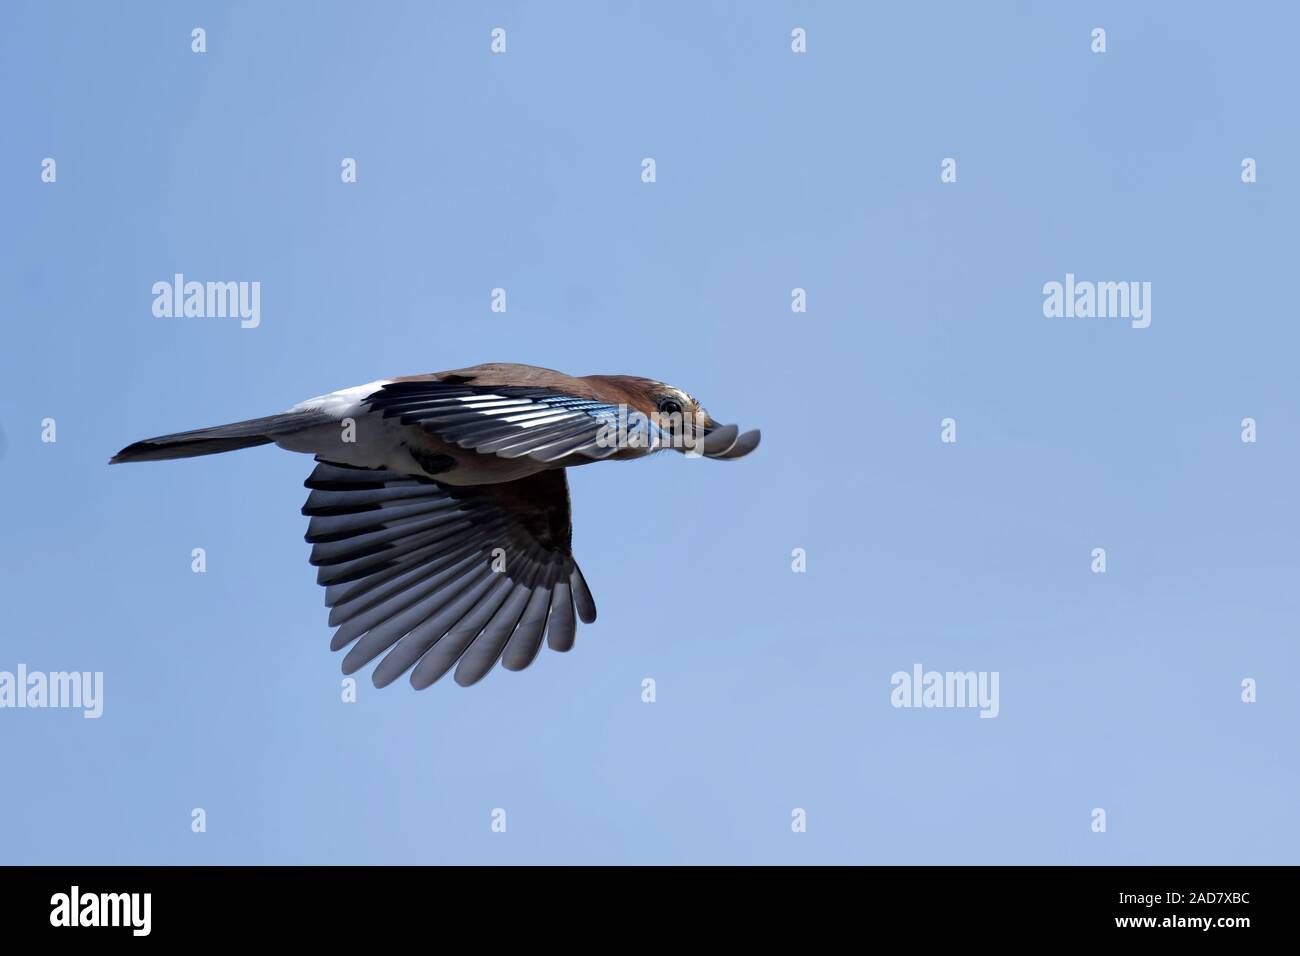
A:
301 461 595 690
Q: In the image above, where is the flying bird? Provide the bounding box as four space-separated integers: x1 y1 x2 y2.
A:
111 363 760 689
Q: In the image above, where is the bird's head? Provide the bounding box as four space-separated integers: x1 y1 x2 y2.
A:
599 376 761 459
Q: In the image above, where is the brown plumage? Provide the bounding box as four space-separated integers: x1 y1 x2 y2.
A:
111 363 760 690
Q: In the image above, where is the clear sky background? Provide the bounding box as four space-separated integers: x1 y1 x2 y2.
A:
2 1 1297 864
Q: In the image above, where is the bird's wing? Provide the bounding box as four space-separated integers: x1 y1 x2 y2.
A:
302 460 596 689
363 380 666 463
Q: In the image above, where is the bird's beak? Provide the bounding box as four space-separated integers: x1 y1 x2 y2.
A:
699 417 761 459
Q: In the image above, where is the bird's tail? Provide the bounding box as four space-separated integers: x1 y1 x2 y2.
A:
110 410 333 464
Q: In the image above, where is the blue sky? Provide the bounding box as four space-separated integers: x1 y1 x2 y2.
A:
1 1 1297 864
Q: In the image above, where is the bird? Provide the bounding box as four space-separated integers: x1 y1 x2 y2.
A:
111 363 760 690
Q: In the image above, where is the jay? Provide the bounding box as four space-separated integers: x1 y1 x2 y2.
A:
111 363 760 689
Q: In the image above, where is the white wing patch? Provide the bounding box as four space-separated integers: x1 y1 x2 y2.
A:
290 380 392 419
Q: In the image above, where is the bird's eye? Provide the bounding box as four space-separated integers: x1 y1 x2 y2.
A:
658 398 683 417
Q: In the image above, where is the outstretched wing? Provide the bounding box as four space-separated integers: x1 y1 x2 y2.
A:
302 460 596 689
364 380 667 463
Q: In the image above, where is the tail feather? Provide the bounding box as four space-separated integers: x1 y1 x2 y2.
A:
110 410 333 464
